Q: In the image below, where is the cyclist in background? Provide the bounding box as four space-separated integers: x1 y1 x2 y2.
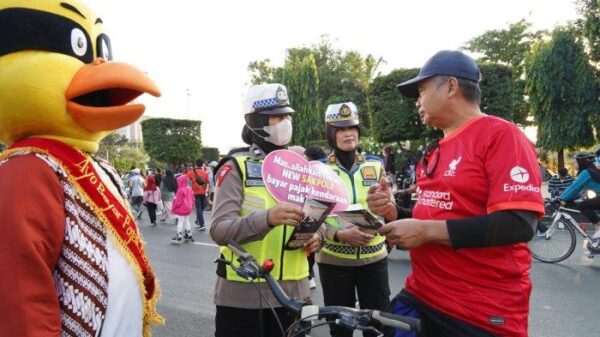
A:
547 167 574 198
559 151 600 253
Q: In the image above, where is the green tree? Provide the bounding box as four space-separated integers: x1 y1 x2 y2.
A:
142 118 202 167
202 147 220 162
462 19 545 77
97 132 149 174
282 54 321 146
479 63 528 125
525 27 600 168
248 36 383 134
576 0 600 63
369 68 434 143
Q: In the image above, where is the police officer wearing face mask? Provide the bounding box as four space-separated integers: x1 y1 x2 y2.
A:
317 102 393 337
210 84 322 337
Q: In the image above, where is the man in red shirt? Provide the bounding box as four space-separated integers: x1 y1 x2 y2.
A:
187 158 209 231
367 50 544 337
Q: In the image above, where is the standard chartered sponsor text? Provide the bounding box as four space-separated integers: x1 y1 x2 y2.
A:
417 189 453 210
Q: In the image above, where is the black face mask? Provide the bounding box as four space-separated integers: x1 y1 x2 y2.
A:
0 8 112 63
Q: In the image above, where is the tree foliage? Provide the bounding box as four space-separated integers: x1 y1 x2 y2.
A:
141 118 202 167
202 147 220 162
282 54 321 146
248 36 384 135
462 19 545 77
576 0 600 63
98 132 149 174
525 27 600 166
369 68 435 143
479 63 528 125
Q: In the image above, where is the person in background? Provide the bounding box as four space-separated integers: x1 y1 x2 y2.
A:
548 167 574 198
160 169 178 223
205 161 219 211
303 146 327 290
128 168 146 219
187 159 209 231
382 146 395 176
171 174 195 244
559 151 600 255
143 176 161 226
368 50 543 337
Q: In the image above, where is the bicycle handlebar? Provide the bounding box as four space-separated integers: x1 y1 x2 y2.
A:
219 239 421 333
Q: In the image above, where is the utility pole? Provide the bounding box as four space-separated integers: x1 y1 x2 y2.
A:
186 88 191 119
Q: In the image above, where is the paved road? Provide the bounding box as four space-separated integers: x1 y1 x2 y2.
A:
140 211 599 337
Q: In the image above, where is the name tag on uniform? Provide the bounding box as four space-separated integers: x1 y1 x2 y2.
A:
362 180 377 186
245 179 265 187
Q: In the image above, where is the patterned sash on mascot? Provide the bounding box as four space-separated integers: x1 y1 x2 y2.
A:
8 138 163 336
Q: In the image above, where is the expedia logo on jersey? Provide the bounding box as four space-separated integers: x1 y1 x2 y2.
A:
503 166 540 193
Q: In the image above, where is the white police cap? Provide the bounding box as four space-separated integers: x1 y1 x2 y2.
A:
242 83 295 115
324 102 359 127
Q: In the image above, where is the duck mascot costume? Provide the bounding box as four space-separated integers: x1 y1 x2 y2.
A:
0 1 163 336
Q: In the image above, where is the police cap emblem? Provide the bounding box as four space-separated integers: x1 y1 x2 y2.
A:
276 86 288 103
339 104 352 117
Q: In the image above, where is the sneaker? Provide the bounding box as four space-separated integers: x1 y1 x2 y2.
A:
160 219 166 223
171 233 183 245
197 225 206 232
136 209 143 219
150 222 157 227
536 229 548 237
309 278 317 289
183 230 195 243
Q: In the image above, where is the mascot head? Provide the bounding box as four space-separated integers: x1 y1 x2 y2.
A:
0 0 160 152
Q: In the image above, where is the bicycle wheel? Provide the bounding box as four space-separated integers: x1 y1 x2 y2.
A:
530 218 577 263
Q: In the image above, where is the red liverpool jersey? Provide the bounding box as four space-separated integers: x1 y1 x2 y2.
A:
407 115 544 337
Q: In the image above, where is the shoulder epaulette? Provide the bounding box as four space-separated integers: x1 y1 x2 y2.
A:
364 154 383 162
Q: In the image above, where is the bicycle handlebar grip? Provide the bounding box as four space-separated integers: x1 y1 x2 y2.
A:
372 311 421 332
225 239 250 258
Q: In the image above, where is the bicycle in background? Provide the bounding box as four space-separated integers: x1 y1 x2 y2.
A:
529 198 600 263
216 240 421 337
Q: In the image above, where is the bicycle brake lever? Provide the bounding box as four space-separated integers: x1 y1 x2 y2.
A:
214 258 231 265
360 326 382 336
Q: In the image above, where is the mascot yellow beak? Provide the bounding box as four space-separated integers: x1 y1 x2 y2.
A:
0 0 160 153
66 58 161 132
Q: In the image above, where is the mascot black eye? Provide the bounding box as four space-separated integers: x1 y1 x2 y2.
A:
96 34 113 61
71 28 88 57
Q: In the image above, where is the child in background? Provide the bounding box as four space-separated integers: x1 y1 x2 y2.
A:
171 174 195 244
160 169 178 223
142 176 162 226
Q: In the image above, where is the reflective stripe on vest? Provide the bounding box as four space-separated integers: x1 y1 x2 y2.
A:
219 156 309 282
322 160 387 259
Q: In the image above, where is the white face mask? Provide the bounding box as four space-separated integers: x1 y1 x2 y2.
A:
263 118 293 146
